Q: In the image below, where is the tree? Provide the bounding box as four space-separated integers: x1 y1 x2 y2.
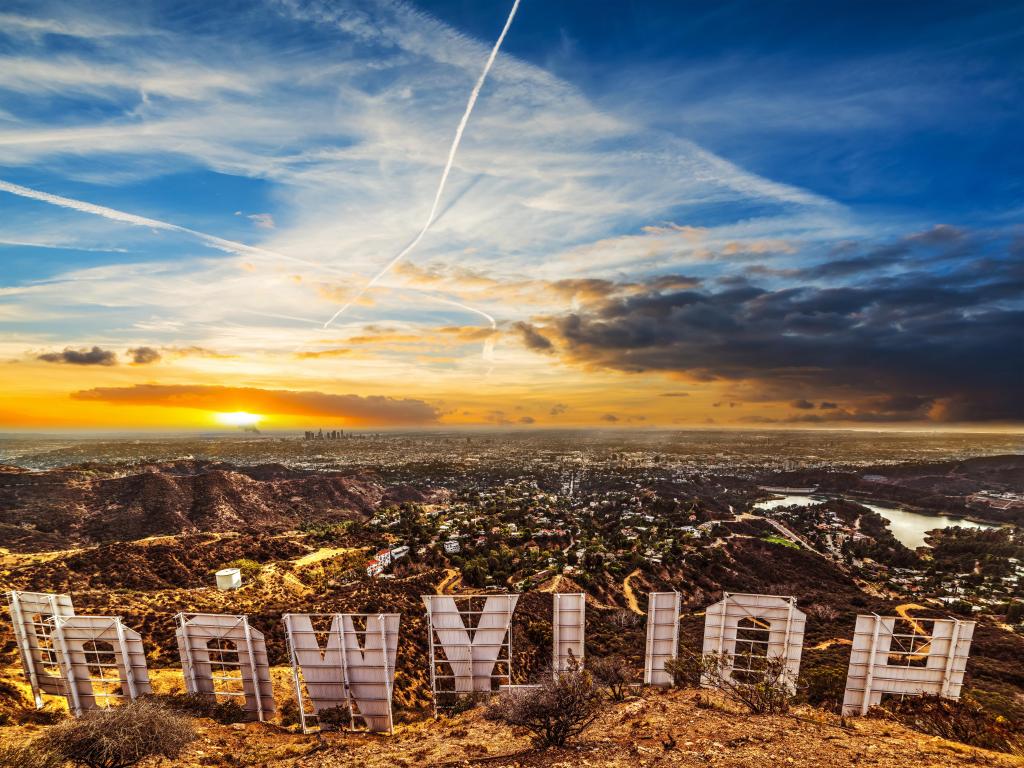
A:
485 667 603 748
41 698 196 768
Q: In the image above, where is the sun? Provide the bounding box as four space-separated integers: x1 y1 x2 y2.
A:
214 411 263 427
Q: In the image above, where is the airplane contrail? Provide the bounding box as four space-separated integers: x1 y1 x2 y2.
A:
423 295 497 364
0 178 500 356
321 0 522 329
0 178 340 276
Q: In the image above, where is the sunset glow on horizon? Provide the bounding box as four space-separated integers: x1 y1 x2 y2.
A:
1 1 1021 432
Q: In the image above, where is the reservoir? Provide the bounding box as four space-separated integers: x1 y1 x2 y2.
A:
752 495 995 549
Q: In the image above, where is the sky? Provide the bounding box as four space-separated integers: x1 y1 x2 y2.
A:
0 0 1021 431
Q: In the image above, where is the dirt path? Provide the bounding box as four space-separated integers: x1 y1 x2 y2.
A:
292 546 360 568
436 568 461 594
622 568 644 615
894 603 932 635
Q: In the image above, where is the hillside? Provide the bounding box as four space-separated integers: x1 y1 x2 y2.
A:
0 461 426 552
4 686 1019 767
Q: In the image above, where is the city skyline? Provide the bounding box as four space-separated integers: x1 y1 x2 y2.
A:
1 0 1021 430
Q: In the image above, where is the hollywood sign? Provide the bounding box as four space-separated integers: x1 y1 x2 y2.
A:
6 588 975 732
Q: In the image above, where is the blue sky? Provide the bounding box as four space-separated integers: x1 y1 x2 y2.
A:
0 0 1021 428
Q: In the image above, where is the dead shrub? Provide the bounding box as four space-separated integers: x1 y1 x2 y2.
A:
875 694 1024 756
586 655 637 701
40 698 197 768
150 691 247 724
671 649 795 715
0 741 64 768
485 668 603 748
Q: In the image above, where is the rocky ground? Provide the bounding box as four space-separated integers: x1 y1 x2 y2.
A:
4 685 1020 767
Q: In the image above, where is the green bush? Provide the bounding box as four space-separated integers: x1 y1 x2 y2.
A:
221 558 262 581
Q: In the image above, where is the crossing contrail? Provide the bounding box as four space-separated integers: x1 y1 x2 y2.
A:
321 0 521 329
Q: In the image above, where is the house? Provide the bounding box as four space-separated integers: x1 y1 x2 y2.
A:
390 545 410 560
366 561 385 577
443 539 461 554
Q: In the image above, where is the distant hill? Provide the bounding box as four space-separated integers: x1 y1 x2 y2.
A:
0 460 426 551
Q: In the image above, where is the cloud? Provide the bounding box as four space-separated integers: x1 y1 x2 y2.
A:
511 321 554 352
659 392 690 397
600 413 619 422
819 401 838 409
549 403 568 416
38 346 117 366
71 384 440 424
519 415 534 424
247 213 275 230
791 399 815 410
541 241 1024 422
127 346 161 364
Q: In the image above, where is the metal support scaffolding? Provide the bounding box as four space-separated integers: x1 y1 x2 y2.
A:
282 613 400 734
644 591 680 687
6 590 75 708
422 594 518 716
842 613 975 716
174 613 275 721
47 615 151 715
701 592 806 693
552 593 585 675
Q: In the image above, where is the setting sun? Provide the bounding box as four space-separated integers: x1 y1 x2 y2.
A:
214 411 263 427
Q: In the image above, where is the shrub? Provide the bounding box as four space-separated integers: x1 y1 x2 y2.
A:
485 669 603 748
673 650 795 715
664 649 704 689
0 741 64 768
876 694 1024 756
221 558 261 581
806 603 840 622
708 653 794 714
151 692 247 724
40 698 197 768
801 665 848 713
316 704 352 730
586 655 637 701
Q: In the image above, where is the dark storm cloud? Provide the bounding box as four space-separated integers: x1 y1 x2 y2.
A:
791 399 815 409
819 401 839 410
71 384 440 424
38 346 117 366
127 346 161 364
544 246 1024 422
511 321 554 352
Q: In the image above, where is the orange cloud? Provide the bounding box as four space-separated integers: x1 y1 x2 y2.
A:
71 384 440 425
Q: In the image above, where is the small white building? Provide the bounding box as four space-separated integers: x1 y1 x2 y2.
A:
215 568 242 591
443 539 461 554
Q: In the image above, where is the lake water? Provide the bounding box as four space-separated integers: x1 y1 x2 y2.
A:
752 495 994 549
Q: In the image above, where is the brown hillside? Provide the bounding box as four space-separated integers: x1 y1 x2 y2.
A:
0 462 401 551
